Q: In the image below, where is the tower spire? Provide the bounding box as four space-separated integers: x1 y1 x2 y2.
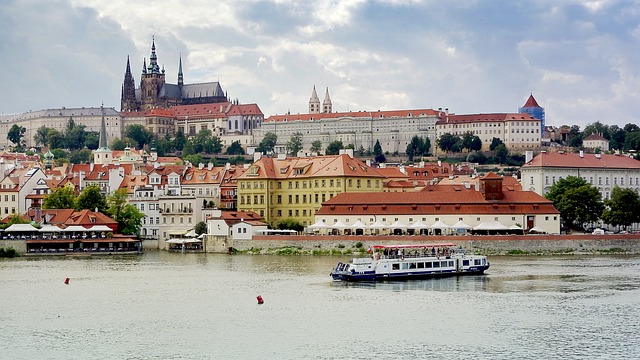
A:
98 103 109 150
178 54 184 87
309 85 320 114
148 36 160 74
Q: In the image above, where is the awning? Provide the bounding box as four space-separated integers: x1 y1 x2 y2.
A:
329 220 347 229
166 238 202 244
62 225 90 232
388 220 407 229
368 221 387 229
87 225 113 232
349 220 367 229
167 229 190 236
5 224 39 232
81 238 139 243
429 220 450 229
528 226 546 233
38 224 64 232
307 220 328 229
474 221 509 231
451 220 472 230
408 220 429 229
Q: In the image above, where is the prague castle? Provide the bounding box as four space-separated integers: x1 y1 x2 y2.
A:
121 38 228 112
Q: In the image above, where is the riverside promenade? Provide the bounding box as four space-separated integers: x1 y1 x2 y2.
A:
233 233 640 255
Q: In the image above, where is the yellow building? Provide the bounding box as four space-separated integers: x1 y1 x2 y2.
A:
237 152 385 227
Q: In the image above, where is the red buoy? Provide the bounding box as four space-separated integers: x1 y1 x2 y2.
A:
256 295 264 304
64 278 70 285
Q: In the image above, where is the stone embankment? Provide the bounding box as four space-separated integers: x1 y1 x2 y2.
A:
231 234 640 256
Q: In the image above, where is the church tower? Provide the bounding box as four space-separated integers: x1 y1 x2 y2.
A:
93 104 113 165
121 56 137 111
323 87 332 113
178 55 184 87
309 86 320 114
140 37 166 110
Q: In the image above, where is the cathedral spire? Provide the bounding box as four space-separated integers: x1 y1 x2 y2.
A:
309 85 320 114
148 36 161 74
178 54 184 87
121 55 137 111
142 57 147 74
98 103 109 150
323 87 332 113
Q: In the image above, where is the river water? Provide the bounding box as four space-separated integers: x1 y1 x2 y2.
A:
1 252 639 360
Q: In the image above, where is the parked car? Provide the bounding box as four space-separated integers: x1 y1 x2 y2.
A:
592 228 605 235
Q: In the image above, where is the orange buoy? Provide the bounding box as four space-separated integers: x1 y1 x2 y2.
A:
64 278 70 285
256 295 264 304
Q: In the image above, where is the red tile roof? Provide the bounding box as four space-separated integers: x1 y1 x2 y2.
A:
522 94 541 108
523 152 640 169
265 109 438 122
438 113 537 125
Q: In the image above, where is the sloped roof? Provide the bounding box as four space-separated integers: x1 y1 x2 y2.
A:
523 152 640 169
265 108 439 123
438 113 537 125
522 94 541 108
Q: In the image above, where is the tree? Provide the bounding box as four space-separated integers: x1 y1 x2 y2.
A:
325 140 344 155
194 221 207 235
601 186 640 229
69 149 92 164
184 154 203 166
65 118 88 150
84 132 99 150
43 186 76 209
173 130 186 151
47 129 65 149
34 126 52 147
310 140 322 154
287 132 303 156
276 218 304 232
107 189 143 235
489 137 504 151
374 153 386 163
437 133 460 153
546 176 604 228
124 124 153 149
494 144 509 164
225 141 245 155
182 141 195 157
257 132 277 154
373 140 383 156
75 185 107 212
8 124 26 148
111 138 126 151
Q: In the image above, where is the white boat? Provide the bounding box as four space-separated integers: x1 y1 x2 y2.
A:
330 243 490 282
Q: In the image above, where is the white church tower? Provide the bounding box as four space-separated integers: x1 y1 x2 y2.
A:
93 104 113 165
309 86 320 114
322 87 332 113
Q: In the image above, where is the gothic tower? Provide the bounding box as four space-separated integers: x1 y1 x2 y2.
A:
178 55 184 87
140 37 166 110
121 56 137 111
309 86 320 114
323 87 332 113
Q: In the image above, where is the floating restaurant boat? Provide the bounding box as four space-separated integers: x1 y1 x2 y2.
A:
330 243 490 282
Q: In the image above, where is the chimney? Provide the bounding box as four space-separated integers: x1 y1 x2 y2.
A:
525 151 533 163
579 150 584 158
208 162 213 170
198 163 204 170
225 162 231 170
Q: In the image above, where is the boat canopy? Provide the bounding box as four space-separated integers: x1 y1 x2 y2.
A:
372 243 457 250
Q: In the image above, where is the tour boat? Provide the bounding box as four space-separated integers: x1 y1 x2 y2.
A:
330 243 490 282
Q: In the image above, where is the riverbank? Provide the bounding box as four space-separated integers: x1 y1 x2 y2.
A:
230 233 640 256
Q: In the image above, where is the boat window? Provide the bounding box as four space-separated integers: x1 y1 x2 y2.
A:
425 262 432 268
463 260 469 266
401 263 409 270
392 263 400 270
449 261 454 267
433 262 440 268
409 263 417 269
474 259 481 265
417 262 424 269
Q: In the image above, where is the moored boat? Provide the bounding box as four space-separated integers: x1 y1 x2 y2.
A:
330 243 489 282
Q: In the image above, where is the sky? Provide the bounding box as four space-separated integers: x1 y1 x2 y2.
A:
1 0 640 129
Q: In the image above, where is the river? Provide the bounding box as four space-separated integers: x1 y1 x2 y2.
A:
1 252 639 359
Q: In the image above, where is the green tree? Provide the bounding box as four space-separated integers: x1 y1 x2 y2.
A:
546 176 604 228
111 138 126 151
51 149 68 160
276 218 304 232
374 153 386 163
64 118 88 150
257 132 277 154
84 132 99 150
43 186 76 209
34 126 52 147
287 132 303 156
326 140 344 155
69 149 92 164
310 140 322 154
182 141 195 157
225 141 245 155
173 130 186 151
601 186 640 229
124 124 153 149
194 221 207 235
494 144 509 164
47 129 65 149
8 124 26 148
489 137 504 151
75 185 107 212
184 154 203 166
436 133 460 153
373 140 383 156
107 189 143 235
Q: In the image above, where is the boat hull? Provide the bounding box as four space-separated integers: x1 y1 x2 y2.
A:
331 265 489 282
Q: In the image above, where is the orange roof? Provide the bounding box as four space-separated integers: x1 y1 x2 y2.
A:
265 108 438 122
583 134 608 141
375 167 409 180
317 188 557 216
238 154 385 180
146 108 175 117
438 113 538 125
523 152 640 169
182 167 225 185
522 94 541 108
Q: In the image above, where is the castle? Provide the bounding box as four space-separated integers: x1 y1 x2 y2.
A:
121 38 228 112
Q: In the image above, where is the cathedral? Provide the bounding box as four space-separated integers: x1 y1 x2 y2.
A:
121 38 228 112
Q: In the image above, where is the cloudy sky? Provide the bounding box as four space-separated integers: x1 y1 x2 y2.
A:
1 0 640 128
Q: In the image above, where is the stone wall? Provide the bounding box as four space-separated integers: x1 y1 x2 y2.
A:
0 240 26 254
230 234 640 255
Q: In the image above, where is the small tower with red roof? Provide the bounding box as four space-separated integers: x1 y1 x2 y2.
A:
519 94 545 134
